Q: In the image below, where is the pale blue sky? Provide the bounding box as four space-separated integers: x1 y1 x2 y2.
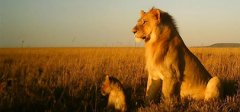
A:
0 0 240 47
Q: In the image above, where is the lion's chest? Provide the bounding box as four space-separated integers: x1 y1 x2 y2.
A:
149 67 164 80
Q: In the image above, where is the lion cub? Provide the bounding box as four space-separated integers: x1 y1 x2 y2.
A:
100 75 127 112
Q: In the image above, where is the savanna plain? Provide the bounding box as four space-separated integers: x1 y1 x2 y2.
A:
0 47 240 112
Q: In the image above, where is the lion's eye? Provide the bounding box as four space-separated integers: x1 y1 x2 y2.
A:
143 21 147 25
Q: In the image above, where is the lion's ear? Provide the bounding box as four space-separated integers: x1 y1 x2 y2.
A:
141 10 145 17
152 9 161 21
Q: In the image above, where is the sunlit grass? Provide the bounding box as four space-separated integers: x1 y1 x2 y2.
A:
0 47 239 111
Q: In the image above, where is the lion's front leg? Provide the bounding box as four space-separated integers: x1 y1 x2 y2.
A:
145 72 162 106
162 77 178 99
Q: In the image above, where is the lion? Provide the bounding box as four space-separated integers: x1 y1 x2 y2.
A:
100 75 127 112
132 7 223 105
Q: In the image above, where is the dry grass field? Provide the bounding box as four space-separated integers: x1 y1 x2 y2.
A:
0 47 240 112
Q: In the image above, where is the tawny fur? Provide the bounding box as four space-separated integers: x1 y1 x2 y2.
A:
101 75 127 112
132 7 223 105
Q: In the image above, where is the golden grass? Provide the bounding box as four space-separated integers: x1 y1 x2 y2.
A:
0 47 240 112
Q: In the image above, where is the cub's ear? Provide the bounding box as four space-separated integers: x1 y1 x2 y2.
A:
105 75 110 82
141 10 145 17
151 9 161 21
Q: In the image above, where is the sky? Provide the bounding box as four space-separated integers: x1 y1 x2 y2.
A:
0 0 240 48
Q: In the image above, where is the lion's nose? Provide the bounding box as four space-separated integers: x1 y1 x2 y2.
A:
132 29 137 34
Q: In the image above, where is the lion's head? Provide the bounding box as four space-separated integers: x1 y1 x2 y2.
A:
100 75 112 96
132 8 164 42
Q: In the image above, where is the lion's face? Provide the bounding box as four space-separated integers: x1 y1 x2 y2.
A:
132 9 161 42
100 76 111 96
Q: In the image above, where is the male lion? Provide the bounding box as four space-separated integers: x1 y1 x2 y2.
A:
101 75 127 112
132 7 223 105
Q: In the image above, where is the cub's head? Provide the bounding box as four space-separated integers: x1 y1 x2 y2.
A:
100 75 112 96
132 8 163 42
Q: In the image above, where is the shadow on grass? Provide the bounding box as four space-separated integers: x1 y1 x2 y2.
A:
0 80 109 112
222 79 238 99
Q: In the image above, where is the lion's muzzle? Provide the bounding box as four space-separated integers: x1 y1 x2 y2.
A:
132 28 137 34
